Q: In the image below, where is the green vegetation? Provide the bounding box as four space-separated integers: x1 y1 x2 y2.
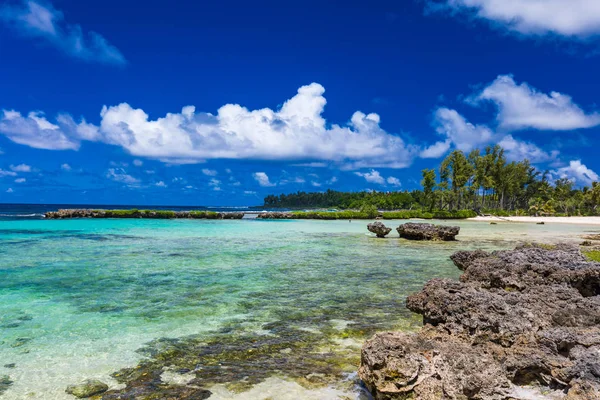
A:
94 209 219 219
264 145 600 217
584 250 600 262
289 209 476 220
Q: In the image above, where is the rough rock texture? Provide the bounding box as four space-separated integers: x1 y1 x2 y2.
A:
368 222 393 238
359 244 600 399
396 222 460 241
65 379 109 398
256 212 294 219
45 209 245 219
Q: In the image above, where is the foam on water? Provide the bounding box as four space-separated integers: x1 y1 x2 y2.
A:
0 218 588 399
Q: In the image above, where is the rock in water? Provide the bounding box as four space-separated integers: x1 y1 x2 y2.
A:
367 222 392 238
359 244 600 399
65 380 108 398
396 222 459 241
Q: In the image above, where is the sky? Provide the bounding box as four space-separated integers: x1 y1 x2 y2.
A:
1 0 600 206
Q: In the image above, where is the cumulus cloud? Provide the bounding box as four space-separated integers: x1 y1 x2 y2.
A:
355 170 385 185
471 75 600 131
15 178 26 183
132 159 143 167
0 110 98 150
311 181 321 187
61 163 72 171
253 172 275 187
202 168 217 176
155 181 166 187
106 168 140 185
387 176 401 186
426 0 600 39
0 0 126 64
554 160 599 186
208 178 221 191
6 188 14 193
497 135 558 163
433 107 493 152
326 176 338 185
1 83 417 168
10 163 31 172
420 140 452 159
0 169 17 177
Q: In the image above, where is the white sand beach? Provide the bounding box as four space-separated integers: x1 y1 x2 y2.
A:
469 216 600 225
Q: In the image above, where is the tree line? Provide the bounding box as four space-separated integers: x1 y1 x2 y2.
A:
264 145 600 216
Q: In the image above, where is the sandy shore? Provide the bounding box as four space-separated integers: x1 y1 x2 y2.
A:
469 215 600 225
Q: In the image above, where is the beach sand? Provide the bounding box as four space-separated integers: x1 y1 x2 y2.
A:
469 215 600 225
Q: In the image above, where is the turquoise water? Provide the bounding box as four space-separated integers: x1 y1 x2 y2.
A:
0 218 595 399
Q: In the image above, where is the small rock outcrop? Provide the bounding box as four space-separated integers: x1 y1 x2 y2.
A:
359 244 600 399
368 222 392 238
65 379 109 398
255 212 294 219
396 222 460 241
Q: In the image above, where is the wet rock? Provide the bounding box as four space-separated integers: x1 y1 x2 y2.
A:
396 222 460 241
359 244 600 399
367 222 392 238
65 379 109 398
256 212 294 219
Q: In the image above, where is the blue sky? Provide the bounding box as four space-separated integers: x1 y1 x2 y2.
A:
1 0 600 206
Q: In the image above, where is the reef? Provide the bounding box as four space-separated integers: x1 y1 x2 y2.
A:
359 244 600 399
44 209 244 219
396 222 460 241
368 222 393 238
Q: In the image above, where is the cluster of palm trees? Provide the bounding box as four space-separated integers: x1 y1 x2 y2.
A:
421 145 600 216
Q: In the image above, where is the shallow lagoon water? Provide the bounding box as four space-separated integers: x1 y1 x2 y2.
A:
0 218 594 399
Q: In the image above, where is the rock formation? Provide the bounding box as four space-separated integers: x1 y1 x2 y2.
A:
359 244 600 399
65 379 109 398
368 222 392 238
396 222 460 241
44 209 245 220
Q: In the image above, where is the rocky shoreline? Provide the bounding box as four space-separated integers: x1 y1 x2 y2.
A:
359 243 600 399
45 209 245 219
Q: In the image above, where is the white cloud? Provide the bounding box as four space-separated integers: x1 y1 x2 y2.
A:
0 0 126 64
244 190 256 195
355 169 385 185
433 107 493 151
311 181 322 187
61 163 72 171
387 176 401 186
155 181 166 187
326 176 338 184
208 178 221 190
0 169 17 177
10 163 31 172
497 135 558 163
202 168 218 176
472 75 600 131
14 178 26 183
0 110 98 150
106 168 140 185
2 83 417 168
225 168 232 174
427 0 600 38
6 188 13 193
420 140 452 159
253 172 275 187
291 162 328 168
133 159 143 167
554 160 599 186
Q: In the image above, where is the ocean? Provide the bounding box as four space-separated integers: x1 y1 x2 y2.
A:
0 204 594 399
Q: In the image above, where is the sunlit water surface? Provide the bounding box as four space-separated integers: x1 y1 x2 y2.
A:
0 218 595 399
